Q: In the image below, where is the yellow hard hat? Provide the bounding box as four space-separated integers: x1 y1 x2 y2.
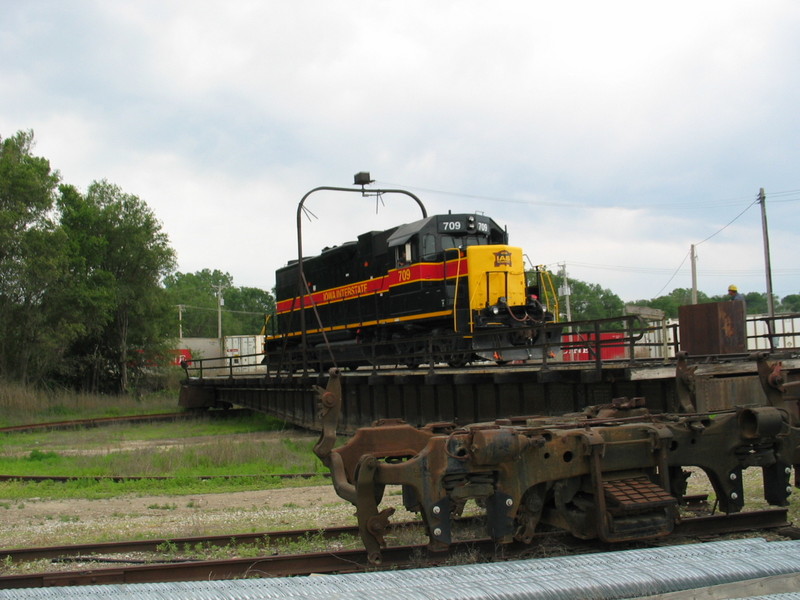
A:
728 285 738 292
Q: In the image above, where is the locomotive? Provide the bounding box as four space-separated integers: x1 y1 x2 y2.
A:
265 212 559 369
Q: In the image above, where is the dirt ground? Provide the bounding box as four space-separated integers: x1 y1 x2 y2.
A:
0 484 377 549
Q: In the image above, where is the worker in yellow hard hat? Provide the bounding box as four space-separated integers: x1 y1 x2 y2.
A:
727 285 745 302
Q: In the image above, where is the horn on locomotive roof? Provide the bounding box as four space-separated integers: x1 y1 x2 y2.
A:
354 171 374 186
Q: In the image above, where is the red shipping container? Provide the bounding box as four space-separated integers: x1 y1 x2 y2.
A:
561 332 626 362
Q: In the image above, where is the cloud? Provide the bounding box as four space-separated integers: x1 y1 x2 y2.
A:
1 0 798 305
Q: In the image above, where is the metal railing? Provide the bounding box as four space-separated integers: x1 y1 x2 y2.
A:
180 312 800 381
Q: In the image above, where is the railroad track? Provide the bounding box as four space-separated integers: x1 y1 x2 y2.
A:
0 409 253 435
0 508 791 589
0 472 328 483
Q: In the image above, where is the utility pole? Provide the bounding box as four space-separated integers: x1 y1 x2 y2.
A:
690 244 698 304
559 263 572 322
759 188 775 318
212 285 226 340
177 305 184 339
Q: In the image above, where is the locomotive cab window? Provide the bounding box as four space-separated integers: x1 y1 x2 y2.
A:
396 241 414 267
422 234 437 261
440 234 487 257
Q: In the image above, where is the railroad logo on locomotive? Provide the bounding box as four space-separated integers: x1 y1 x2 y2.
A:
322 282 369 302
493 249 513 267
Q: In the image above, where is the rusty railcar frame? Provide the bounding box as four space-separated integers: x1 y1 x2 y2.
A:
314 354 800 564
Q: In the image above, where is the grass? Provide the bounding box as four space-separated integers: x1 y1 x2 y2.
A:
0 412 290 452
0 449 326 501
0 432 322 477
684 466 800 525
0 384 327 500
0 380 180 428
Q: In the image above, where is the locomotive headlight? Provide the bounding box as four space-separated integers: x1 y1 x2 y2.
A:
467 215 476 231
491 305 501 315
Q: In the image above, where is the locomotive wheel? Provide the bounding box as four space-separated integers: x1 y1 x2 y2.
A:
447 356 468 368
431 332 469 368
393 340 424 369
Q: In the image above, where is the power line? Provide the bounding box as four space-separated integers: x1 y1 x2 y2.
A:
653 252 691 298
694 196 759 246
541 260 799 277
564 261 685 274
177 304 266 316
377 181 800 211
764 188 800 198
377 181 587 208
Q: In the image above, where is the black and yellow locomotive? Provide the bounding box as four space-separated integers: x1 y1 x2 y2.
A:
266 212 558 368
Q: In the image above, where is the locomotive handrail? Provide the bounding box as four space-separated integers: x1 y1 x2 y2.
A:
295 180 427 376
443 247 464 332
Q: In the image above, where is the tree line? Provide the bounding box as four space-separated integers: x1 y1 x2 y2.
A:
163 269 275 339
1 130 274 393
538 273 800 323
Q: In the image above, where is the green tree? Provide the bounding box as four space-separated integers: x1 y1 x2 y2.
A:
781 294 800 313
163 270 233 338
631 288 713 319
164 270 274 338
0 130 72 383
58 180 176 392
536 271 624 322
708 291 776 315
0 130 59 255
742 292 769 315
223 285 275 334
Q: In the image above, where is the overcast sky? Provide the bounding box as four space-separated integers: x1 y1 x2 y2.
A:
2 1 799 303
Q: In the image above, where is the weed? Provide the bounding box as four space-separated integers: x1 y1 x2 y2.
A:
27 450 59 462
156 540 178 555
58 515 79 523
147 503 177 510
279 530 328 554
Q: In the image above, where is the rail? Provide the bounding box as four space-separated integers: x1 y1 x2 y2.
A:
1 508 790 588
180 312 800 380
